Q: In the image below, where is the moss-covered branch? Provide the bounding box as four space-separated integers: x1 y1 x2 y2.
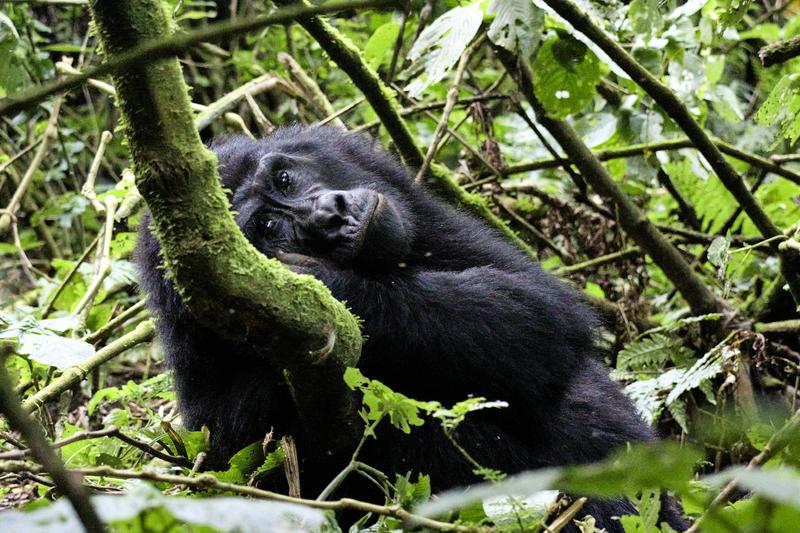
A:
497 48 722 317
88 0 364 454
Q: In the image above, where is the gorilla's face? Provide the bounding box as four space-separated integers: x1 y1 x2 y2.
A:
217 130 415 270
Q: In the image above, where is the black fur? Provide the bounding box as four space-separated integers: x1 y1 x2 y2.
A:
136 125 686 532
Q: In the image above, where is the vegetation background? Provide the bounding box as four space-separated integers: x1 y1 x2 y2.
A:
0 0 800 531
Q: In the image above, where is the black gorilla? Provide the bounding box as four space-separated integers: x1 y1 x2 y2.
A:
136 125 686 532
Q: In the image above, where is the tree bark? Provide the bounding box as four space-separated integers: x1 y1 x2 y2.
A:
88 0 363 454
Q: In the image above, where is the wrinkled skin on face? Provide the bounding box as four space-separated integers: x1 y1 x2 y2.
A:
215 129 414 271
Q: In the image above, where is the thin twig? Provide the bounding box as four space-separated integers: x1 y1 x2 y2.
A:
0 426 192 467
81 130 113 213
83 299 148 344
23 321 156 412
415 35 485 182
73 196 119 335
41 234 101 318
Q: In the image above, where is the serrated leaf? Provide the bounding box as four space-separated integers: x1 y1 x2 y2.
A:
708 236 730 268
487 0 543 57
617 334 688 371
404 3 483 98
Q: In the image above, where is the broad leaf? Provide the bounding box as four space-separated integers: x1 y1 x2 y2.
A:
487 0 543 57
404 3 483 98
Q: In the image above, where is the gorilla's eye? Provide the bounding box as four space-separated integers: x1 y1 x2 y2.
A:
259 217 277 236
276 170 292 194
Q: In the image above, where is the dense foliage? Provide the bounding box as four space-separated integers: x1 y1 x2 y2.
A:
1 0 799 531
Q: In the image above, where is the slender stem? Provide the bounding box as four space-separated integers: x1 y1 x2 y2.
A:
554 248 641 275
194 74 281 131
83 299 148 344
81 130 113 212
317 416 383 501
415 35 484 181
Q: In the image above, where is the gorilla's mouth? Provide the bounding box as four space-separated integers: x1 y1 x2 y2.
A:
348 191 383 255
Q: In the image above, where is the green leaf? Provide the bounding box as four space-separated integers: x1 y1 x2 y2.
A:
617 333 690 371
18 333 95 370
404 2 483 98
344 367 438 433
629 0 662 35
532 35 605 118
584 281 605 299
418 442 699 517
487 0 544 57
364 21 400 71
560 442 700 497
756 74 800 144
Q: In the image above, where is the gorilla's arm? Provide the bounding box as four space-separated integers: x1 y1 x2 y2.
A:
294 259 595 412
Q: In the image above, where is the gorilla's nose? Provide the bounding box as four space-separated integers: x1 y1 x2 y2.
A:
305 189 376 244
312 191 350 230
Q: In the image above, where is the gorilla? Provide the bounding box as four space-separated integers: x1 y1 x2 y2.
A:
136 125 686 532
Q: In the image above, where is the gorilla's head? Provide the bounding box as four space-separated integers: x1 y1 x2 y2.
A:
211 126 416 270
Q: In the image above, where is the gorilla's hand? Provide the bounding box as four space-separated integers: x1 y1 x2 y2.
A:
275 250 335 278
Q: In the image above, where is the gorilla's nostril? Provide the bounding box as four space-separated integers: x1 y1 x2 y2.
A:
322 213 344 228
334 193 348 214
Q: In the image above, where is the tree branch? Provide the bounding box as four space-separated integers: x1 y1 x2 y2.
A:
87 0 364 455
759 35 800 67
